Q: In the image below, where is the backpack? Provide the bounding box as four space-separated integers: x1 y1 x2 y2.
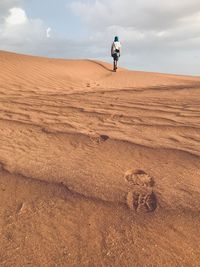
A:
114 42 120 54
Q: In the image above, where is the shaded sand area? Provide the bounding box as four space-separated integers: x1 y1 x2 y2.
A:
0 51 200 266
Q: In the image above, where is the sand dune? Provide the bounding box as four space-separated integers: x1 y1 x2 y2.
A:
0 50 200 267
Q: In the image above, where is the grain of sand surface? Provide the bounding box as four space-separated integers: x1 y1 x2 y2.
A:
0 51 200 267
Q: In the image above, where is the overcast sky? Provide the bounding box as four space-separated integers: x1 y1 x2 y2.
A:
0 0 200 75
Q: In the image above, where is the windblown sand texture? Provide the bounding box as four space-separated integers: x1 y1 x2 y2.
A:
0 51 200 267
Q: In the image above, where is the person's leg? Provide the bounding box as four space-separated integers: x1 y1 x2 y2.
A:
116 53 120 69
114 60 116 71
112 54 118 72
113 59 117 71
112 55 115 71
115 54 119 71
113 58 115 71
114 54 118 71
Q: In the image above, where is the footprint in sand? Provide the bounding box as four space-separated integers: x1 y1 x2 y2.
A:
124 169 155 187
124 169 157 212
89 134 109 144
86 83 90 87
126 190 157 212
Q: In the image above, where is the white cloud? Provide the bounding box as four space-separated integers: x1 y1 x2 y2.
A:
0 3 51 54
46 27 52 38
5 7 27 25
1 8 46 41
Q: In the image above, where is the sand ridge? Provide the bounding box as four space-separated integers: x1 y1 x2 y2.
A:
0 51 200 267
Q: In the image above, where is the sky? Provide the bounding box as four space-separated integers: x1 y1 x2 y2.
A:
0 0 200 76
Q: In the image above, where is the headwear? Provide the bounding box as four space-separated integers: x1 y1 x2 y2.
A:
114 36 119 42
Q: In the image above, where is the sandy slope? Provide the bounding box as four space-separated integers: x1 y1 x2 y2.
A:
0 50 200 267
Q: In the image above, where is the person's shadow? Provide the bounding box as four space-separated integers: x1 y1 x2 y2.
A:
87 60 113 72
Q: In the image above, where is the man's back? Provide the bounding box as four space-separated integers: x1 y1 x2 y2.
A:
111 40 121 55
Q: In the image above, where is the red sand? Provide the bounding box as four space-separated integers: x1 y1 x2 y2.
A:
0 51 200 267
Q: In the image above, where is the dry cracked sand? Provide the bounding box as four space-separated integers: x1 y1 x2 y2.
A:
0 51 200 267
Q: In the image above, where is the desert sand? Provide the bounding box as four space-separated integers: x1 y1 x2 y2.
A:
0 50 200 267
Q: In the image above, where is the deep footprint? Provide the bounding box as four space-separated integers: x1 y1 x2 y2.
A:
90 134 109 144
126 190 157 212
124 169 155 187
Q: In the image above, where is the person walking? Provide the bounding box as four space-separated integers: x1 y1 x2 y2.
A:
111 36 121 72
